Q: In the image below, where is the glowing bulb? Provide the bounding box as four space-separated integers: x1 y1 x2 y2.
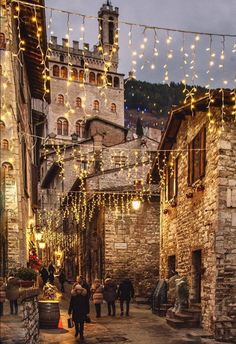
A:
150 64 155 70
132 200 141 210
195 35 200 41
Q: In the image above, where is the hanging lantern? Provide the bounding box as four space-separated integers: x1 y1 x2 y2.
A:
35 232 42 241
39 241 46 249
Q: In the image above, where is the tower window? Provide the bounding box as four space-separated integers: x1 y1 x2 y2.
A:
114 76 120 88
0 120 6 130
57 94 64 105
79 70 84 82
2 162 13 172
93 100 99 111
108 17 114 45
76 97 82 108
97 73 103 86
0 33 6 50
89 72 96 84
53 65 59 77
57 118 68 136
75 120 85 138
2 139 9 150
107 75 112 87
111 103 116 113
60 54 64 62
61 66 68 79
71 68 78 81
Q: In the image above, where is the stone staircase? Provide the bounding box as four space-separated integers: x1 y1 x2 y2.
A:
166 304 201 329
155 303 172 316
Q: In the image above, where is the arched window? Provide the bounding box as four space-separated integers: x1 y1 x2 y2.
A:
89 72 96 84
107 75 112 87
0 33 6 50
71 68 78 81
79 70 84 82
2 162 13 172
2 139 9 150
111 103 116 113
93 100 99 111
114 76 120 88
0 120 5 130
108 17 114 45
76 97 82 108
97 73 103 86
57 118 68 136
57 94 64 105
61 66 68 79
53 65 59 77
75 120 85 138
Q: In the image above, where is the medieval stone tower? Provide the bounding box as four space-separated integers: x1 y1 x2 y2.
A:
47 1 124 143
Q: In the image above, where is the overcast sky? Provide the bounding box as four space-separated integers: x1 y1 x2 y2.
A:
46 0 236 87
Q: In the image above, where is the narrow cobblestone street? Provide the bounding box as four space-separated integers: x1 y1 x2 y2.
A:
38 285 219 344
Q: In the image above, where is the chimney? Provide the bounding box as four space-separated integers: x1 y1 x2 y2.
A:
51 36 57 45
62 38 68 48
73 40 79 50
83 43 89 51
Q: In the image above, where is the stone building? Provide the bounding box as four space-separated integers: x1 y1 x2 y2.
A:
0 0 48 275
39 1 160 296
155 90 236 341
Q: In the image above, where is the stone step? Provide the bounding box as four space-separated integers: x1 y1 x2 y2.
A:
166 316 200 329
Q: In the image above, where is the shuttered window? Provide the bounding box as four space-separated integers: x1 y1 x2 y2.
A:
188 126 206 185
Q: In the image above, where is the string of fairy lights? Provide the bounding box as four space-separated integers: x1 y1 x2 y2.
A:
1 1 236 251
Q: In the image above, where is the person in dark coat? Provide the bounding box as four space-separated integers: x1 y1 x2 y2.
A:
40 266 48 285
103 277 117 316
72 275 90 321
117 278 134 316
58 268 66 292
68 284 87 340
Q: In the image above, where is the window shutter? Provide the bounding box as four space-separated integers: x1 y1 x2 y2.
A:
200 126 206 178
174 157 178 197
188 143 193 185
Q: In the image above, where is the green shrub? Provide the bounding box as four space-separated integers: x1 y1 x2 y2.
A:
15 267 37 281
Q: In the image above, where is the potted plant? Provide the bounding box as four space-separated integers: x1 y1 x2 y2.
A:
38 282 62 329
15 267 37 288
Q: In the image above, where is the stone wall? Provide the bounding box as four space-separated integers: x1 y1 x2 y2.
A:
159 108 236 340
104 200 160 298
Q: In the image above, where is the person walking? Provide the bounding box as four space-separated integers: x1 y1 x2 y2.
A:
91 278 103 318
117 278 134 316
72 275 90 322
6 274 20 315
103 277 117 316
68 284 87 340
40 265 48 286
0 277 6 316
58 268 66 292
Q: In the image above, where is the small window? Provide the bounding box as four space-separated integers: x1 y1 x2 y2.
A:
71 68 78 81
111 103 116 113
93 100 99 111
2 139 9 150
0 64 2 75
60 54 64 62
53 65 59 77
168 255 176 278
0 120 5 130
75 120 85 138
166 158 178 201
2 162 13 172
0 33 6 50
107 75 112 87
61 66 68 79
108 17 114 45
97 73 103 86
114 76 120 88
57 94 64 105
76 97 82 108
79 70 84 82
89 72 96 84
188 127 206 185
57 118 68 136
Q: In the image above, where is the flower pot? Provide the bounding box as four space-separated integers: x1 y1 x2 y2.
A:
19 280 35 288
38 300 60 329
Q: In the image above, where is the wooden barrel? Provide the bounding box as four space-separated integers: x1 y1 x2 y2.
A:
38 301 60 329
